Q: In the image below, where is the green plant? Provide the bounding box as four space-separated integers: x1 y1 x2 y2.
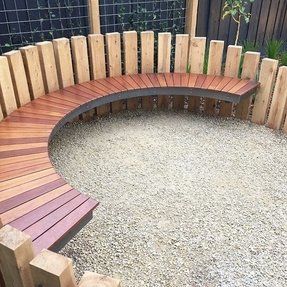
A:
265 39 283 59
280 51 287 66
222 0 255 46
242 40 259 53
203 47 209 74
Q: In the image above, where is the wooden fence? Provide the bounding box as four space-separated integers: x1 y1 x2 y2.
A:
197 0 287 48
1 30 287 286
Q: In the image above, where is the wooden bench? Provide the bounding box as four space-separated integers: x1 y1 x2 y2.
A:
0 72 258 253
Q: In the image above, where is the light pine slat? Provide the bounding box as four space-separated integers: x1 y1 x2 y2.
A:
53 38 75 89
158 32 171 109
0 56 17 117
185 0 199 37
36 41 59 93
106 32 124 113
204 40 224 115
4 50 31 107
235 51 261 120
0 105 3 121
123 31 139 111
174 34 189 110
88 34 106 80
219 45 242 117
266 66 287 130
251 58 278 125
141 31 154 110
71 36 90 84
20 45 45 100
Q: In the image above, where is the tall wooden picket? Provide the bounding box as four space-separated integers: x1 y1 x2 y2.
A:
20 46 45 100
141 31 154 110
53 38 75 89
88 34 110 116
266 66 287 130
0 57 17 117
4 50 31 107
36 41 60 93
187 37 206 112
219 45 242 117
106 32 124 113
251 58 278 125
123 31 139 110
204 40 224 115
157 32 171 109
174 34 189 110
235 51 260 120
79 272 121 287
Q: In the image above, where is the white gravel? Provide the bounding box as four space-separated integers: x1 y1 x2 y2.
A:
49 111 287 287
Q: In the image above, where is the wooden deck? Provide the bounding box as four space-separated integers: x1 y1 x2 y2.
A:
0 73 259 254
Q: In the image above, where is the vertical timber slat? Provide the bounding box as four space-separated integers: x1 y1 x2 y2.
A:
88 34 110 116
141 31 154 110
53 38 75 89
158 32 171 109
0 57 17 117
4 50 31 107
174 34 189 110
79 272 121 287
30 249 77 287
123 31 139 111
235 51 260 120
106 32 124 113
20 46 45 100
205 40 224 115
0 225 34 287
251 58 278 125
219 45 242 117
188 37 206 112
266 66 287 130
88 0 101 34
185 0 199 37
36 41 60 93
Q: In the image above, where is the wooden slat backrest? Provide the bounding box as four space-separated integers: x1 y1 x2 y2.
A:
251 58 278 125
36 41 59 93
19 46 45 100
235 51 261 120
4 50 31 107
0 56 17 117
53 38 75 89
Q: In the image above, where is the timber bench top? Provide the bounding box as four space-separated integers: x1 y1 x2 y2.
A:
0 73 259 253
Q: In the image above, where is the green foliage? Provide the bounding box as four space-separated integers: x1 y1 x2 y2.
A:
242 40 259 53
222 0 254 23
280 52 287 66
265 39 283 59
203 48 209 75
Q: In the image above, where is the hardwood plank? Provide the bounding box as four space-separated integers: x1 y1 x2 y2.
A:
164 73 174 87
147 74 160 87
221 78 242 92
172 73 181 87
0 135 49 145
139 74 154 88
195 75 206 88
188 74 198 87
181 73 190 86
208 76 224 90
129 74 147 89
0 147 48 158
201 75 215 88
156 74 167 87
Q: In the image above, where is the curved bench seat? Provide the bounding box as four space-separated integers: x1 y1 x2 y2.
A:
0 72 259 253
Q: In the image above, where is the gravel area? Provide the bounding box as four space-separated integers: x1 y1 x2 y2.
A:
49 111 287 287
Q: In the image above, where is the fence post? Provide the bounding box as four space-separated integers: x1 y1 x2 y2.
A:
30 249 77 287
79 272 121 287
88 0 101 34
0 225 35 287
185 0 199 37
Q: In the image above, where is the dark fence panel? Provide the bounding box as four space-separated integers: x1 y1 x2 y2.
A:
196 0 287 49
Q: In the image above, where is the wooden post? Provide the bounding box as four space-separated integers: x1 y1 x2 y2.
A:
88 0 101 34
123 31 139 111
158 32 171 109
0 225 35 287
204 40 224 116
266 66 287 130
4 50 31 107
88 34 110 116
36 41 60 93
235 51 260 120
251 58 278 125
79 272 121 287
219 45 242 117
185 0 199 37
53 38 75 89
20 46 45 100
0 56 17 117
30 249 77 287
141 31 154 110
187 37 206 112
174 34 189 110
106 32 124 113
